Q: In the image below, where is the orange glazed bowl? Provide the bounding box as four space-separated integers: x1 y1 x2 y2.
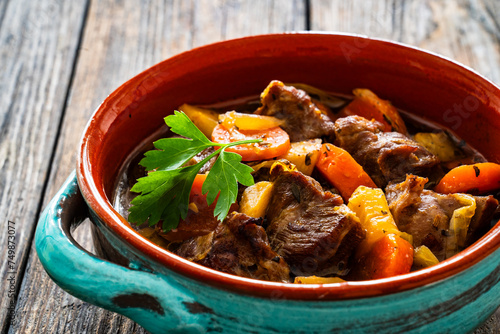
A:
36 33 500 334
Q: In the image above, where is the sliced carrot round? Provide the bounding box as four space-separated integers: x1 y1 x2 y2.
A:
211 123 290 161
435 162 500 195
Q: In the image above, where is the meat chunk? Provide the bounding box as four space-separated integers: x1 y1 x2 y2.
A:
334 115 442 188
386 175 499 260
255 80 336 142
265 163 365 276
176 212 290 282
386 175 457 260
465 195 499 246
157 198 219 242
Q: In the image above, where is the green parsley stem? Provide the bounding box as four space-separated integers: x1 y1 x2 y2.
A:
196 138 263 169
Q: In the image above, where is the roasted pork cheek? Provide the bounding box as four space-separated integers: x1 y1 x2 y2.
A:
334 115 441 188
265 166 365 276
386 174 498 260
255 80 336 142
176 212 290 282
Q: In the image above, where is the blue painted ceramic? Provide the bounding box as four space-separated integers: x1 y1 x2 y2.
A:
35 171 500 333
36 33 500 333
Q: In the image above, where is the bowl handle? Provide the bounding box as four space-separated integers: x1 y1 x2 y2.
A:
35 171 207 334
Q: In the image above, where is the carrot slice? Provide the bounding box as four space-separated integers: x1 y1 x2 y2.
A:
316 143 376 201
211 123 290 161
434 162 500 195
341 88 407 134
356 234 414 280
190 174 208 198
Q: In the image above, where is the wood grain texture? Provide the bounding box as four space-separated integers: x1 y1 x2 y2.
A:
0 0 89 332
7 0 500 333
310 1 500 332
0 0 9 31
10 0 306 333
309 0 500 84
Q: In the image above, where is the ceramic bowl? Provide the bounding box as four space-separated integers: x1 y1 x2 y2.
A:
36 33 500 334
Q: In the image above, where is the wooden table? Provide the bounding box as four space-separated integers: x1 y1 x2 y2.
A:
1 0 500 333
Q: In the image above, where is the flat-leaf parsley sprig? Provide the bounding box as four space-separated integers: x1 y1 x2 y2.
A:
128 111 261 232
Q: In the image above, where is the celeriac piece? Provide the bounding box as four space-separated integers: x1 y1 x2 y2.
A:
445 193 476 258
219 111 284 130
413 245 439 269
278 138 322 175
239 181 274 218
413 132 459 162
179 103 219 137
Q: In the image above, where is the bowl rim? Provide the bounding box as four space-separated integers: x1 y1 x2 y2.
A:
77 32 500 300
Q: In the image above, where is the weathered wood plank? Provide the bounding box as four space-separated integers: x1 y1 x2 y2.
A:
309 0 500 332
0 0 9 31
11 0 307 333
310 0 500 84
0 0 89 333
12 0 499 333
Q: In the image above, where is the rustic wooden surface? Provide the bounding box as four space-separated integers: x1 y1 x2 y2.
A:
1 0 499 333
0 0 90 332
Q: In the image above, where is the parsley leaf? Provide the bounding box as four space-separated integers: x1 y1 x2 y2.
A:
166 110 213 142
128 111 261 232
203 150 255 221
139 111 213 171
129 165 199 229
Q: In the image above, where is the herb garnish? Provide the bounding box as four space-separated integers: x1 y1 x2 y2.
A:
128 111 261 232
